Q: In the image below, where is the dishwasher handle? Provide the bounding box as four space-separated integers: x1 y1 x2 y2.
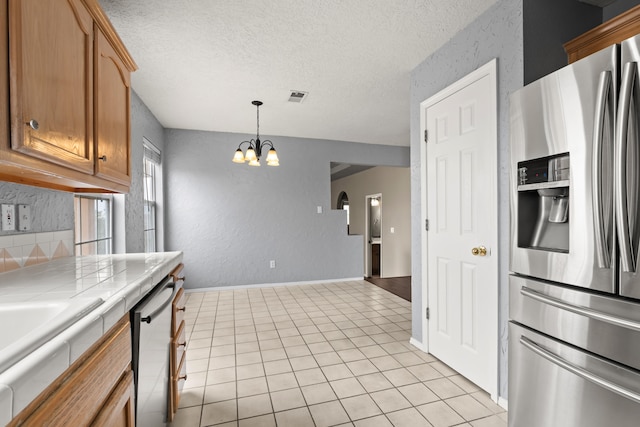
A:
141 279 177 324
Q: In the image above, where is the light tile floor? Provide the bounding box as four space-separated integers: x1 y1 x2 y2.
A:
170 280 507 427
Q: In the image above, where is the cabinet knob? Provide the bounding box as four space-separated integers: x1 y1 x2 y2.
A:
178 374 187 381
98 155 107 162
177 307 186 312
27 119 39 130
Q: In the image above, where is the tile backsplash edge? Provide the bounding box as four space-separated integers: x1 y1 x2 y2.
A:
0 230 74 273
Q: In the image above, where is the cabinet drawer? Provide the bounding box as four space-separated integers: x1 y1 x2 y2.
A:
171 320 186 374
172 287 186 333
170 351 187 417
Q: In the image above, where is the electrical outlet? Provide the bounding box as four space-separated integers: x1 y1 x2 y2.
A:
18 204 31 231
270 260 276 269
1 204 15 231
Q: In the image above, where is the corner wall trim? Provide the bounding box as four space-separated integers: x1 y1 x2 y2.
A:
498 397 508 411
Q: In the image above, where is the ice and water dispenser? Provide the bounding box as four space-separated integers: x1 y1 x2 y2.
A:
517 153 570 252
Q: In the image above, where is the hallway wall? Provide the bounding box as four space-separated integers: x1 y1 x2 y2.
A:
331 166 411 278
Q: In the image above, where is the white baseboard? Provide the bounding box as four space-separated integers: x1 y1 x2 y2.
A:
409 337 428 352
184 277 365 293
497 396 508 410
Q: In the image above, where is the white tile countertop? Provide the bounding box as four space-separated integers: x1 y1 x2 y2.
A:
0 251 183 425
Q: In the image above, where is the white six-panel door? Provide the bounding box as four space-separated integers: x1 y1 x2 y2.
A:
421 60 498 398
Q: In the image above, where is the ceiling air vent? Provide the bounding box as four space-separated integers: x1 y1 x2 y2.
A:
288 91 308 103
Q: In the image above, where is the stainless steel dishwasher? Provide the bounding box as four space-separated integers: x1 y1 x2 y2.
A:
131 275 179 427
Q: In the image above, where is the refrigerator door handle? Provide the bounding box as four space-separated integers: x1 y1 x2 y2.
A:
521 286 640 332
615 61 637 273
520 336 640 404
593 70 613 269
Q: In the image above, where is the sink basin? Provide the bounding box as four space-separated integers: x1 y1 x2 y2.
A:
0 298 104 373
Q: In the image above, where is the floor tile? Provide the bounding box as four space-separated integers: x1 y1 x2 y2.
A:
386 407 433 427
381 367 419 386
308 400 351 427
270 387 307 412
201 399 238 426
266 372 298 392
446 395 493 421
238 413 276 427
321 363 354 381
263 359 292 375
236 363 265 380
424 377 467 399
370 355 403 371
236 377 269 398
170 405 201 427
397 382 440 406
236 351 262 366
289 355 319 371
314 351 343 366
330 377 367 398
341 394 383 420
294 367 327 386
356 373 395 393
204 382 237 403
417 400 465 427
238 393 273 419
353 415 393 427
300 382 338 405
370 388 412 413
274 407 315 427
407 363 444 381
346 359 378 376
179 386 204 408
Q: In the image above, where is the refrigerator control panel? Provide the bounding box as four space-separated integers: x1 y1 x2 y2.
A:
518 153 570 186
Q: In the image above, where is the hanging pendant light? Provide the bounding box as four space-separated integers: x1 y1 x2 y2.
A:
232 100 280 167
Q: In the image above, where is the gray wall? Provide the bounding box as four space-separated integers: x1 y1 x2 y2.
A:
163 129 409 289
125 91 165 253
0 183 73 235
410 0 524 400
603 0 640 20
523 0 601 84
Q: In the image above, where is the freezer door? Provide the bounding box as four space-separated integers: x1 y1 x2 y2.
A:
509 322 640 427
510 274 640 372
618 35 640 299
510 44 617 292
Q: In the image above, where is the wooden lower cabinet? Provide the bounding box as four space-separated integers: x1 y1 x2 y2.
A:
169 263 187 421
8 315 134 427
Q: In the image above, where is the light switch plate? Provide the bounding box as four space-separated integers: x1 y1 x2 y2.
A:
18 204 31 231
1 204 15 231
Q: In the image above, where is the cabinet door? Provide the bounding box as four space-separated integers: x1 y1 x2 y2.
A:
91 370 135 427
8 0 94 173
94 26 131 186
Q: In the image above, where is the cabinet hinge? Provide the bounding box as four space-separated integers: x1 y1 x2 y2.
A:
425 219 429 231
426 307 430 320
424 129 428 143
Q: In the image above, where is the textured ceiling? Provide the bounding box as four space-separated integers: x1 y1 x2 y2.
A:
99 0 500 147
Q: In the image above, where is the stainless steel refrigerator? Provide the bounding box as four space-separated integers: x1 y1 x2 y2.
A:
509 34 640 427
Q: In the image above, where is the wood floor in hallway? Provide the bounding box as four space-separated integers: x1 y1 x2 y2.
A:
365 276 411 302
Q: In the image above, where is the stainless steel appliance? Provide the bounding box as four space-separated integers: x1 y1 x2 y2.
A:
509 34 640 427
131 276 181 427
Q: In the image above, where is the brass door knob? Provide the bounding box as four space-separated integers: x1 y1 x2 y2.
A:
471 246 487 256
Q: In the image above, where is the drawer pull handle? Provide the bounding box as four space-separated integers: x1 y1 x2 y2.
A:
177 307 186 312
27 119 39 130
521 336 640 404
178 374 187 381
98 155 107 162
178 341 186 348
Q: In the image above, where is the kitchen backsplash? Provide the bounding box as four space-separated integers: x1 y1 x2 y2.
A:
0 230 73 273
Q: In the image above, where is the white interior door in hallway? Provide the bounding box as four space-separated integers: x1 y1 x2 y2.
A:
420 59 498 399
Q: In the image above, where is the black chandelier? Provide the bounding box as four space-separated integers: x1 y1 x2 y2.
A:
232 100 279 166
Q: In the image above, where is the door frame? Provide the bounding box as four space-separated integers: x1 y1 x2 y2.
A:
365 193 382 277
419 58 498 398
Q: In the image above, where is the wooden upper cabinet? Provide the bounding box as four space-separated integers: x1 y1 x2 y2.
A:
565 5 640 63
94 26 131 186
8 0 94 173
0 0 136 193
